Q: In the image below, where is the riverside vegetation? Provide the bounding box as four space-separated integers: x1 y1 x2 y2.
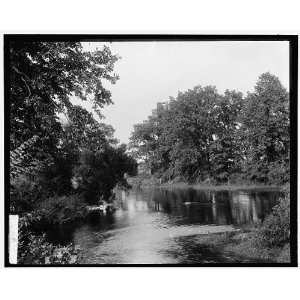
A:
184 187 290 263
9 39 290 264
9 41 137 264
129 73 289 186
129 73 290 262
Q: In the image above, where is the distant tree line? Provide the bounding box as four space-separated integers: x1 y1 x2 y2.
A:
130 73 289 185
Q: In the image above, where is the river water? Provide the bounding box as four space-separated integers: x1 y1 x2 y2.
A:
47 188 280 264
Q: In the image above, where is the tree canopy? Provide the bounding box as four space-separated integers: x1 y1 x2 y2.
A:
130 73 289 185
9 40 137 212
9 41 119 150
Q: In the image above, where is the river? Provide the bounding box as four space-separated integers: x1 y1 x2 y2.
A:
46 187 281 264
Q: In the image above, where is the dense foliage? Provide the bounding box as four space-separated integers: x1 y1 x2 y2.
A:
18 230 81 264
9 40 137 214
9 41 118 149
17 213 81 264
256 189 290 247
130 73 289 185
73 145 137 204
8 40 137 264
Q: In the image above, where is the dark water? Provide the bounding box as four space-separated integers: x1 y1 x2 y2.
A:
47 188 280 264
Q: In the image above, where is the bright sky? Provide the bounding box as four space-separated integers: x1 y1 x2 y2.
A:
75 41 289 144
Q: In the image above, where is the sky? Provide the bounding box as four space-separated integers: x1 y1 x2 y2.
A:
74 41 289 144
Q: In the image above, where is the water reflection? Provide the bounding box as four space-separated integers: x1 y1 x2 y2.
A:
46 187 281 264
119 188 279 226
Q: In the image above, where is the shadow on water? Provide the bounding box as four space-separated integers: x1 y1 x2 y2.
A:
45 212 116 245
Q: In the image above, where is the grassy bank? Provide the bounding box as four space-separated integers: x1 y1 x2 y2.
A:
192 189 290 263
191 230 290 263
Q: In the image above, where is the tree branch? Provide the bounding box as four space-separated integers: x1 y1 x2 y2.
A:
12 66 31 98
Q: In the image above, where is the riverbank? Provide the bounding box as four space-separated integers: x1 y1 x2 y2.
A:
190 188 290 263
127 175 283 191
18 181 289 264
17 194 89 264
125 178 290 263
160 182 281 191
190 230 290 263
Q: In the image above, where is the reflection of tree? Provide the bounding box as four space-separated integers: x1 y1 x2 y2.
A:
253 191 279 223
125 188 280 227
229 191 278 225
214 192 233 225
150 190 161 212
230 192 252 224
251 193 260 223
211 193 217 222
154 200 160 211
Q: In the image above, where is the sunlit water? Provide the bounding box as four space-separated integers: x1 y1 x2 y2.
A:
46 188 280 264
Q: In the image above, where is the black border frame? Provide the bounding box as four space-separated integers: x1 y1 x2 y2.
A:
4 34 298 267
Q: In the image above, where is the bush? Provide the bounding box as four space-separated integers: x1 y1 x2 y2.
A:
267 160 290 185
72 147 137 204
10 175 45 214
15 195 86 264
35 194 87 225
18 213 81 264
18 231 81 264
256 190 290 247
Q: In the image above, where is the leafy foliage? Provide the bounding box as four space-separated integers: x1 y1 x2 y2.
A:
256 189 290 247
34 195 88 225
9 40 137 213
10 135 40 179
8 40 140 265
18 212 81 264
10 135 55 213
10 175 44 213
73 145 137 204
9 41 119 148
130 73 289 185
18 232 81 264
240 73 289 183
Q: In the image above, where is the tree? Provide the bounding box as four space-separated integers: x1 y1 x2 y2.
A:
130 116 160 173
9 40 124 211
131 86 228 182
241 73 289 183
72 145 137 204
9 40 119 150
44 105 119 196
130 73 289 185
62 105 117 152
208 90 243 182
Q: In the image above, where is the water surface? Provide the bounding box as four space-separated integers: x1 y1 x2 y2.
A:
48 188 280 264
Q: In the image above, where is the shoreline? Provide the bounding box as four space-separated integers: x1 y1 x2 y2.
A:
158 182 282 191
128 177 283 191
190 230 290 263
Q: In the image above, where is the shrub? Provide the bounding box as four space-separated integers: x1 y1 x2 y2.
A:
256 190 290 247
267 160 290 185
35 194 87 225
73 146 137 204
18 213 81 264
10 175 45 214
18 232 81 264
15 195 86 265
